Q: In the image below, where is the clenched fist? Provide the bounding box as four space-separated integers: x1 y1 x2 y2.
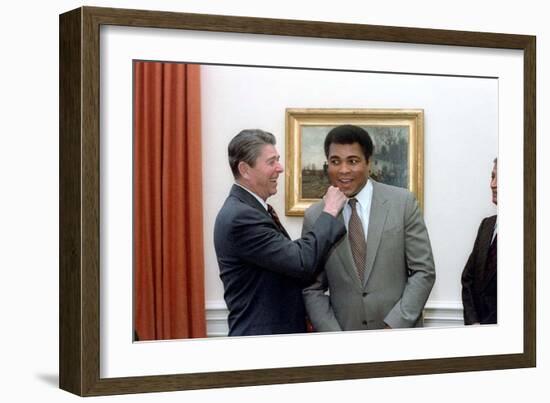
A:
322 186 347 217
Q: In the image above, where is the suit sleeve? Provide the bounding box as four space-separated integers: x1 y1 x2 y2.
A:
461 221 484 325
384 193 436 328
302 210 343 332
231 209 345 281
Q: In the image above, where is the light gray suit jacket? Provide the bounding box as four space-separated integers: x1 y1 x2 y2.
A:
302 179 435 331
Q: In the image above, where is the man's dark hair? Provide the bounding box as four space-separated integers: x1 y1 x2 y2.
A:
324 125 374 162
228 129 276 179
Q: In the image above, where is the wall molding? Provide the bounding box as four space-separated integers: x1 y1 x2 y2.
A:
423 300 464 327
205 301 230 337
205 300 464 337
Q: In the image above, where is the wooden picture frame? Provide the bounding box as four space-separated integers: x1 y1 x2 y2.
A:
60 6 536 396
285 108 424 216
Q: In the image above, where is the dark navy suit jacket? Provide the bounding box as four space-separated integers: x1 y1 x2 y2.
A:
214 185 346 336
461 215 497 325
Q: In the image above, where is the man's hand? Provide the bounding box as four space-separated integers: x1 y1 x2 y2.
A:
322 186 347 217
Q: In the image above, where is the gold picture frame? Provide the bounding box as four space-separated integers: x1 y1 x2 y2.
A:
286 108 424 216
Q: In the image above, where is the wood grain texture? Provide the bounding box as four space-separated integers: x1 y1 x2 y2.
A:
59 5 537 396
59 7 83 396
523 38 536 366
80 6 102 396
85 6 532 49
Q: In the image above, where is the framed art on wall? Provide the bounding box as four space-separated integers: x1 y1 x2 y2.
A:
285 108 424 216
59 6 536 396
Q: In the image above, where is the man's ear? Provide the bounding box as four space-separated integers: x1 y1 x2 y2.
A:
237 161 249 179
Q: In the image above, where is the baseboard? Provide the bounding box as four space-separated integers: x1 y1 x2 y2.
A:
205 300 465 337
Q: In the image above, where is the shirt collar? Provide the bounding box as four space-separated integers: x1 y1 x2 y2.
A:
235 182 268 210
347 179 373 209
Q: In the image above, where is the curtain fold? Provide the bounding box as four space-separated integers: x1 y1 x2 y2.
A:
134 62 206 341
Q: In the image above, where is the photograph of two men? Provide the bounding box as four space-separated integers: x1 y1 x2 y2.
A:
132 60 498 342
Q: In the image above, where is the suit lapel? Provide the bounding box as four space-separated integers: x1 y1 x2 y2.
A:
363 182 389 286
479 216 497 291
276 218 291 239
231 184 266 214
231 185 291 239
481 259 497 291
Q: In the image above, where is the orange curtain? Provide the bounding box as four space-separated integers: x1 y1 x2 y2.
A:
133 62 206 340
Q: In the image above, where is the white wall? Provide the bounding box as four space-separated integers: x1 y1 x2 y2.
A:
1 0 546 402
201 64 498 314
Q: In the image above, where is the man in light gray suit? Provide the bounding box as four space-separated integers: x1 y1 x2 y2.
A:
303 125 435 331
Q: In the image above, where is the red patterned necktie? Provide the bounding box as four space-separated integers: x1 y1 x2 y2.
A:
348 198 367 282
268 204 286 235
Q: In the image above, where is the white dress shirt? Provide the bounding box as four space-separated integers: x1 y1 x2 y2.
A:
342 179 373 240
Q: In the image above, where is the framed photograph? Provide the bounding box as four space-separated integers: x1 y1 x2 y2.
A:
285 108 424 216
59 6 536 396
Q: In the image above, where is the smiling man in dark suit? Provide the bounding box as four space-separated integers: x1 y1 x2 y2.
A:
214 129 347 336
461 158 498 325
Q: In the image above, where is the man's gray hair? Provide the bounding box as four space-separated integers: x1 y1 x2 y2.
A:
228 129 276 179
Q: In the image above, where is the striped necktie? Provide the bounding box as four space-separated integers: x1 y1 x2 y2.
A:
267 204 288 238
348 198 366 282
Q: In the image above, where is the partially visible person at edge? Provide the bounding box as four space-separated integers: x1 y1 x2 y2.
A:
214 129 347 336
302 125 436 331
461 158 498 325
